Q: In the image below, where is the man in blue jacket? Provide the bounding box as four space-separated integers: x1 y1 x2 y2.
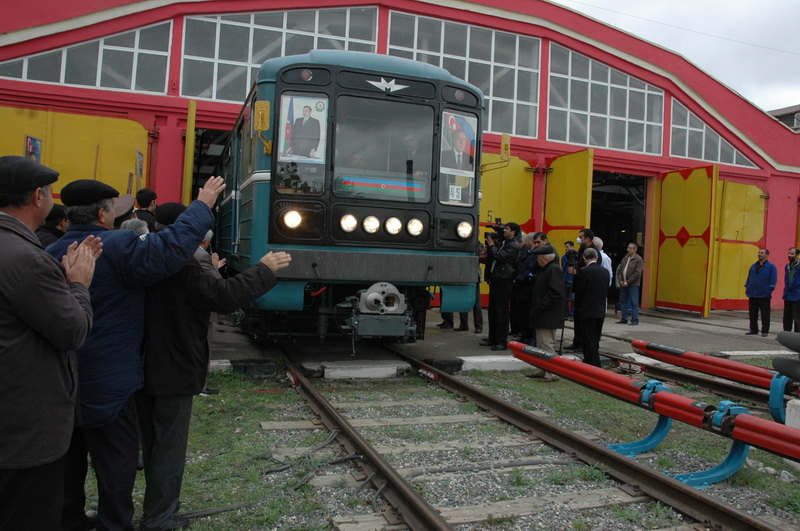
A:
784 247 800 333
47 177 225 531
744 248 777 337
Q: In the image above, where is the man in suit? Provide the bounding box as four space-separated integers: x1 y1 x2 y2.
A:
289 105 321 157
573 248 610 367
441 130 473 171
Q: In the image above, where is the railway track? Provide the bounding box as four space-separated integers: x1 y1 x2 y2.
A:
265 348 790 530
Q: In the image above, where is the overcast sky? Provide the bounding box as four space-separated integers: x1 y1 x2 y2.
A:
548 0 800 112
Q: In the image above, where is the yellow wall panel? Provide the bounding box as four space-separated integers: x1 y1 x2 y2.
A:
717 180 765 242
660 171 712 236
479 153 533 227
656 238 708 308
716 242 759 300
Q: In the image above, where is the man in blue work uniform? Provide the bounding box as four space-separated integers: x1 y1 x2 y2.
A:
744 248 777 336
47 176 225 531
784 247 800 333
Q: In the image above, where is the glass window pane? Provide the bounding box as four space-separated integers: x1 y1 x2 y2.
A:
106 31 136 48
492 100 513 133
27 51 62 82
570 79 588 111
672 101 688 126
589 115 607 146
443 57 466 80
591 61 608 82
417 18 441 52
417 53 440 67
252 29 282 63
548 108 567 141
318 9 346 37
469 27 492 60
254 12 284 28
689 113 704 129
610 68 627 86
550 76 568 108
389 48 413 60
610 119 626 149
216 63 248 102
517 70 535 103
734 151 753 167
467 61 490 94
0 60 23 78
348 42 374 53
285 33 314 56
515 104 536 137
390 13 415 48
719 139 735 163
610 86 626 117
629 77 645 89
136 53 167 92
286 11 315 32
518 36 538 69
627 121 644 151
182 59 214 97
219 24 250 62
590 83 608 114
185 19 217 58
221 14 250 23
571 53 589 79
65 42 99 86
494 32 516 65
671 127 687 157
317 38 345 51
569 112 588 144
646 93 663 122
444 22 467 56
550 44 569 75
628 90 645 120
645 124 662 154
688 130 703 158
349 8 376 41
139 23 170 52
704 129 719 161
100 49 132 89
493 66 514 99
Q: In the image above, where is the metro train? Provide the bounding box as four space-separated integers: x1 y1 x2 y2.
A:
215 50 483 342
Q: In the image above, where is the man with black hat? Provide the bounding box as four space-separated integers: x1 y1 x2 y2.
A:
35 201 69 246
527 244 565 381
135 187 158 233
0 156 100 530
136 202 291 531
47 177 226 531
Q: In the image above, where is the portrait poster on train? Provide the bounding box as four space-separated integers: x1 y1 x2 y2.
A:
278 94 328 165
440 112 478 205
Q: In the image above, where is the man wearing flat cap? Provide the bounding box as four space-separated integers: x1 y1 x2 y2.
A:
47 176 226 531
527 244 565 381
35 201 69 246
0 156 100 530
136 203 291 531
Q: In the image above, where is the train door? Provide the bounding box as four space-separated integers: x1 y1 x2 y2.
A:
654 165 718 317
542 148 593 249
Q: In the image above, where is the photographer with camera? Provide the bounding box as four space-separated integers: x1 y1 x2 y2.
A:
479 222 521 351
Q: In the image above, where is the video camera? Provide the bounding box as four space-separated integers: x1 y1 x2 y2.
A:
564 248 579 267
484 219 505 241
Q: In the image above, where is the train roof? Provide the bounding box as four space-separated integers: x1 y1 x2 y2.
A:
256 50 483 97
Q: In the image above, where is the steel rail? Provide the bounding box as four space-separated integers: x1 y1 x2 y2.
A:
393 350 782 531
604 351 772 406
280 354 452 531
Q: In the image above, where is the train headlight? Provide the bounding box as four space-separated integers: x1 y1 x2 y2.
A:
407 218 424 236
340 214 357 233
362 216 380 234
385 217 402 235
456 221 473 239
283 210 302 229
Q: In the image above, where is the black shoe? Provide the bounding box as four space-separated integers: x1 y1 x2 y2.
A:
745 331 757 335
490 344 508 351
454 326 468 331
479 339 494 346
139 514 190 530
473 328 483 334
437 321 453 328
519 337 532 344
761 332 769 337
616 319 627 324
564 344 580 351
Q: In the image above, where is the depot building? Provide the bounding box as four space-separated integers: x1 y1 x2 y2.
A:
2 0 799 314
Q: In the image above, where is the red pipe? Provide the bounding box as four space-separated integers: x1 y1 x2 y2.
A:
732 415 800 461
650 391 713 428
631 339 777 389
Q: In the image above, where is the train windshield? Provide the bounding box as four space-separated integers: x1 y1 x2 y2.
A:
333 96 433 203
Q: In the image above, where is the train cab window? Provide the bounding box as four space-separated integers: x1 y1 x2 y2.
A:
332 96 433 203
276 92 328 195
438 111 478 207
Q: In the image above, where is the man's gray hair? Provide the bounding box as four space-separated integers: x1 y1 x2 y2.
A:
67 198 113 225
592 236 604 250
583 248 599 261
542 253 556 260
120 218 149 235
524 232 536 242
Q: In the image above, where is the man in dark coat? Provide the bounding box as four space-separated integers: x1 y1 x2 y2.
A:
135 204 290 530
527 244 565 381
47 177 225 531
0 156 99 530
135 187 158 233
35 202 69 246
481 222 521 350
573 248 610 367
289 105 321 157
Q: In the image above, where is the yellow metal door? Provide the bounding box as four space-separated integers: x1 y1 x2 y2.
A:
542 149 593 248
655 165 718 316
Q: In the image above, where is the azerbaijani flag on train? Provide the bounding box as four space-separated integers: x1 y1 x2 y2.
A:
340 176 423 195
282 97 293 152
442 112 475 156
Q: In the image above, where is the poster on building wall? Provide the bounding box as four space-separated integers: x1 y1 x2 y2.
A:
25 135 42 162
